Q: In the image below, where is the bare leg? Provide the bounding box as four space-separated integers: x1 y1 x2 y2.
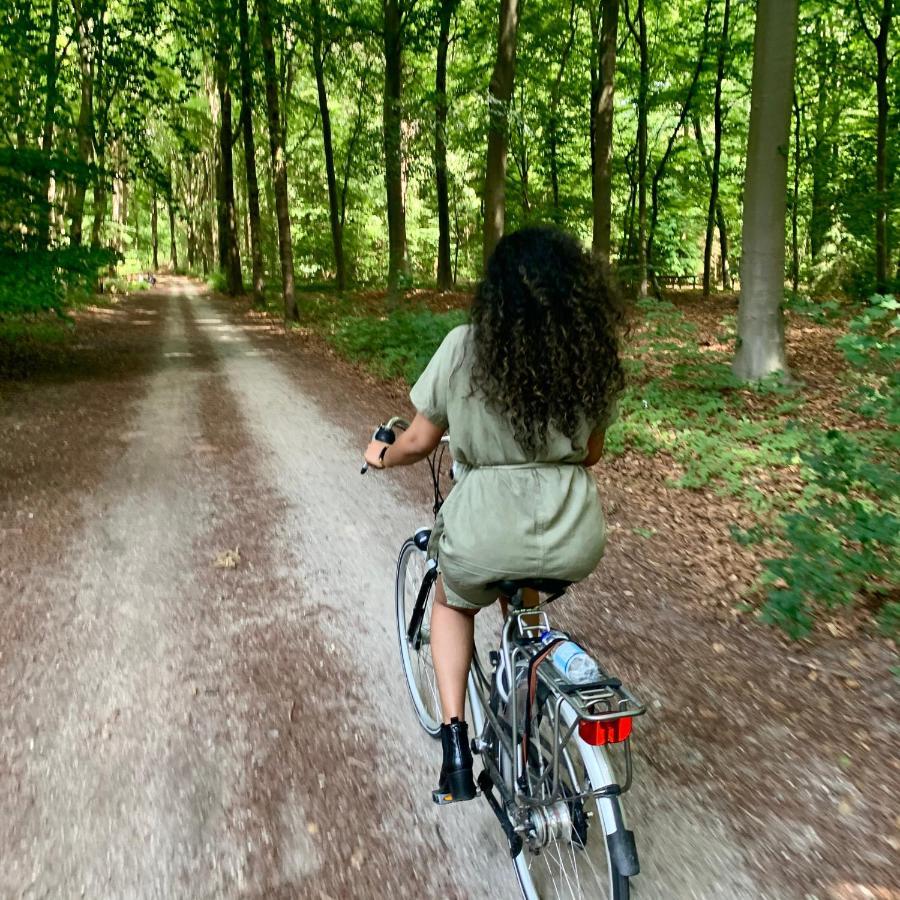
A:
431 578 477 723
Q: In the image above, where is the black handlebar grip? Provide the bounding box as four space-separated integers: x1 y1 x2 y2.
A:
373 426 396 444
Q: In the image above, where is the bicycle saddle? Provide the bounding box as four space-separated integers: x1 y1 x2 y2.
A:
489 578 573 600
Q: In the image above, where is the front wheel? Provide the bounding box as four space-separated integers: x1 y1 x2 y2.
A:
504 700 631 899
395 538 442 737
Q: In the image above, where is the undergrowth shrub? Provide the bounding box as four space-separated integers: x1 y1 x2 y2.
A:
760 294 899 638
329 308 467 383
0 246 119 317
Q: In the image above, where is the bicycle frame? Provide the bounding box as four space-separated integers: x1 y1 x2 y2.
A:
465 602 643 841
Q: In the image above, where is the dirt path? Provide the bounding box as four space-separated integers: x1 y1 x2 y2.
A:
0 278 896 900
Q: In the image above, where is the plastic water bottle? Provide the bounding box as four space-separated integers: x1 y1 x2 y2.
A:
541 632 600 685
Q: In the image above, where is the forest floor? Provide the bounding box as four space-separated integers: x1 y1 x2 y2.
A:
0 277 897 900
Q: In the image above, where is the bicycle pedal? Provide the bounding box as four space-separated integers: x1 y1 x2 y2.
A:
432 787 480 805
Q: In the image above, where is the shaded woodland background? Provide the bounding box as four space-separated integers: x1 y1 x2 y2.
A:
0 0 897 641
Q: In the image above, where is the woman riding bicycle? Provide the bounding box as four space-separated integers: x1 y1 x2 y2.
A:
364 226 626 804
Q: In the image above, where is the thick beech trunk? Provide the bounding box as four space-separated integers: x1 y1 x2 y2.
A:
435 0 457 291
258 0 297 321
383 0 407 293
483 0 519 267
733 0 798 381
238 0 265 302
590 0 618 259
312 0 346 292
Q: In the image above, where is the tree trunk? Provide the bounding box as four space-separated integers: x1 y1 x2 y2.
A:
258 0 297 322
855 0 893 292
69 1 94 248
703 0 730 295
38 0 61 249
693 117 730 293
591 0 618 259
312 0 346 292
90 146 107 249
483 0 519 267
647 0 712 295
548 0 577 214
809 24 834 263
152 188 159 271
383 0 407 294
215 15 243 295
733 0 798 381
168 165 178 271
237 0 265 303
790 91 801 294
435 0 458 291
625 0 649 296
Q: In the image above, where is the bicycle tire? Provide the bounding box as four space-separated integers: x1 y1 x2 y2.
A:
395 538 442 738
502 699 631 900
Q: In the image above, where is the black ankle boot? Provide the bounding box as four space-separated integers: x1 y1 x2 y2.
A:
432 717 476 805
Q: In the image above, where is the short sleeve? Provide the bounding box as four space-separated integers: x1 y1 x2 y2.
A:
409 326 465 431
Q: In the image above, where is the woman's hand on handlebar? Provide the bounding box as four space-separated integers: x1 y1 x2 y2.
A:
361 413 445 473
364 439 391 470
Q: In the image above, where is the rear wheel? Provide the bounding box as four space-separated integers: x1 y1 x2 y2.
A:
395 538 442 737
503 700 630 899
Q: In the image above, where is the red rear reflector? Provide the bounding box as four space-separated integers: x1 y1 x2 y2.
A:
579 716 633 746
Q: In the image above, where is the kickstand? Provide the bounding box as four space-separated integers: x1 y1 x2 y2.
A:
477 770 523 859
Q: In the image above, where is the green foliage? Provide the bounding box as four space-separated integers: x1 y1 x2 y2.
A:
837 294 900 423
759 431 899 638
0 247 120 317
756 297 899 638
329 308 467 383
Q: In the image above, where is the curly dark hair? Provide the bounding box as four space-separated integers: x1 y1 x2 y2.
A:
469 226 627 453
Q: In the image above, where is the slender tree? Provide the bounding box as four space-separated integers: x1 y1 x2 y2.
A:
590 0 618 260
703 0 731 295
151 186 159 271
383 0 407 294
548 0 578 213
647 0 713 294
623 0 648 295
483 0 520 266
312 0 346 292
237 0 265 303
258 0 298 321
214 7 243 295
733 0 799 381
38 0 61 249
69 0 96 247
693 116 730 292
853 0 893 293
435 0 459 291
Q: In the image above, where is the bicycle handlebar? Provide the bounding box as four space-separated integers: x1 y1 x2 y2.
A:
360 416 411 474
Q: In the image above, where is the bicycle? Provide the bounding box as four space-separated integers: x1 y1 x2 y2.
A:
365 417 645 900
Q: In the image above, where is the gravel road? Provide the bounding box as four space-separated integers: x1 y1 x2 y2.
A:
1 279 894 900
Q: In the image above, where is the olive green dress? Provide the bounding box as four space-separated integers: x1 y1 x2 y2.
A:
410 325 612 610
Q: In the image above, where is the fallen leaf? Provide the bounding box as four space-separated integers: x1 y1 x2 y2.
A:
214 547 241 569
